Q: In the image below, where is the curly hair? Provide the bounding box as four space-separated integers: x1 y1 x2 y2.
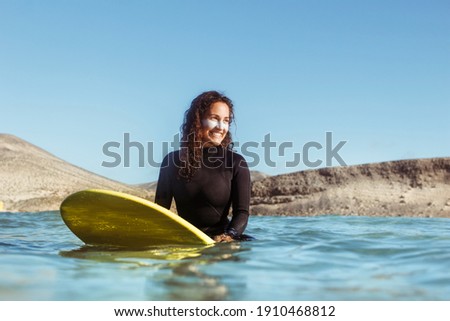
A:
179 90 234 180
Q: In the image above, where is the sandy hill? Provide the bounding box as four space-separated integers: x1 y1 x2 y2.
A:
136 181 158 192
2 133 449 217
0 134 151 212
251 158 450 217
136 170 270 192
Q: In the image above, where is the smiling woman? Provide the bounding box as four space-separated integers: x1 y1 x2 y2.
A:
178 91 235 180
201 102 231 147
155 91 252 243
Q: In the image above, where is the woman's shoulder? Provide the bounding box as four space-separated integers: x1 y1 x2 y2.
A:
225 148 249 169
161 150 181 166
164 150 181 158
225 148 245 160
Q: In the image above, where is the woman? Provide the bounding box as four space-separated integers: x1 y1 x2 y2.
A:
155 91 251 242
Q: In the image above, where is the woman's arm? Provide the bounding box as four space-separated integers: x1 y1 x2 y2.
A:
227 153 251 236
155 154 173 209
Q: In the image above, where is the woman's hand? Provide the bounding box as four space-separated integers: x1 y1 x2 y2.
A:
213 233 234 243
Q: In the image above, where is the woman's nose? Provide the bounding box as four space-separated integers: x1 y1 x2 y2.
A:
216 121 228 130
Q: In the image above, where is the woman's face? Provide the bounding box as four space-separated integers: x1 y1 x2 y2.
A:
201 102 230 146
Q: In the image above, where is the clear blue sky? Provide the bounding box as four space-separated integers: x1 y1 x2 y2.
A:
1 0 449 184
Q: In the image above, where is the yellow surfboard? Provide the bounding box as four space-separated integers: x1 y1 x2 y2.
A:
60 189 214 247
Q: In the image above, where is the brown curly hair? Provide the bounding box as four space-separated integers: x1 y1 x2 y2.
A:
179 91 234 180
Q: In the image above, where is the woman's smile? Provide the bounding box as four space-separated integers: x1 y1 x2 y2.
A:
201 102 230 146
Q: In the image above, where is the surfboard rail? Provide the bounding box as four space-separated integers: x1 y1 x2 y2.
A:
60 189 215 247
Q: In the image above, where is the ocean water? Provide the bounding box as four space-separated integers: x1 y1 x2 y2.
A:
1 211 450 301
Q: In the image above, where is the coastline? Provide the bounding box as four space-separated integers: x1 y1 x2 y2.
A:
0 134 151 212
1 134 449 217
251 157 450 218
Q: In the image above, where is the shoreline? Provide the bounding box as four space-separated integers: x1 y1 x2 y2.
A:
1 134 449 216
251 157 450 218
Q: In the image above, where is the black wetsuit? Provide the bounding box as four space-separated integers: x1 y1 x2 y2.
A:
155 146 250 237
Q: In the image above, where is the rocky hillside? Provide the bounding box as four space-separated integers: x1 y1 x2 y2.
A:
0 134 152 212
251 158 450 217
2 133 449 217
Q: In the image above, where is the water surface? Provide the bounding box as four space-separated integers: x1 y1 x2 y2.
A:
1 212 450 300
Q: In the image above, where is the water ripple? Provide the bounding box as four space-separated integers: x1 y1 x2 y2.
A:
1 212 450 300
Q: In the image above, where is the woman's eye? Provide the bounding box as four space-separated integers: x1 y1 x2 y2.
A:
206 117 230 126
